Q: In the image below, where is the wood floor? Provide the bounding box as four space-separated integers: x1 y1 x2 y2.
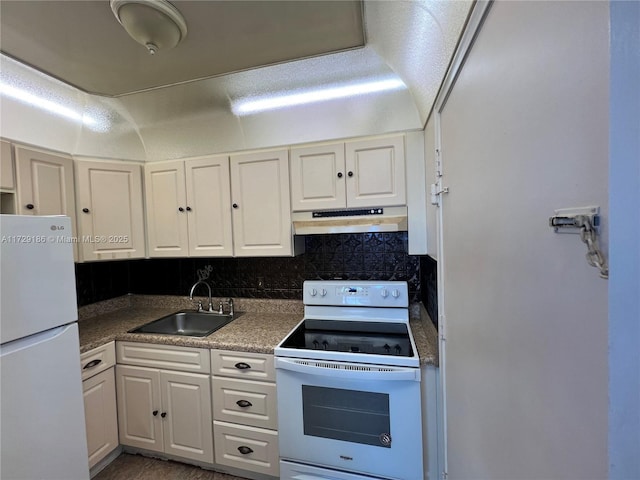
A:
94 453 249 480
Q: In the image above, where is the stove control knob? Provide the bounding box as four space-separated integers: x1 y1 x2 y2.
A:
381 289 389 298
394 344 402 355
313 340 320 349
392 289 400 299
310 288 318 297
322 340 329 350
320 288 327 297
384 344 391 354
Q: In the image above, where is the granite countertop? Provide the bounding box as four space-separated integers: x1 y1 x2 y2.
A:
78 295 438 366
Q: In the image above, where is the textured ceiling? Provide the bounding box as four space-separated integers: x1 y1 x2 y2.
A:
0 0 364 96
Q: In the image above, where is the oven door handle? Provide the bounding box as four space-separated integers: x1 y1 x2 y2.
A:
275 357 420 381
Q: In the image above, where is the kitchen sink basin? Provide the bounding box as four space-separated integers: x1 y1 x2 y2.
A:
129 310 243 337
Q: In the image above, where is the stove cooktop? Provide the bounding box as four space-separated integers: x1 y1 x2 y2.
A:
278 319 414 358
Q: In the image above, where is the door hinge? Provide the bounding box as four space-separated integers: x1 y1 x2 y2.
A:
435 148 443 177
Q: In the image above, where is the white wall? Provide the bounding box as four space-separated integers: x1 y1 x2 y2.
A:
608 1 640 478
437 2 608 478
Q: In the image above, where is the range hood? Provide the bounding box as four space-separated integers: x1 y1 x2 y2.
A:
292 206 408 235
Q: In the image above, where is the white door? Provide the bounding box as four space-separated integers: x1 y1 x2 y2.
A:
230 150 293 256
185 156 233 256
83 367 118 469
345 136 406 208
0 324 89 480
75 160 145 261
145 160 189 257
290 143 346 211
160 370 213 463
436 2 608 478
116 365 163 453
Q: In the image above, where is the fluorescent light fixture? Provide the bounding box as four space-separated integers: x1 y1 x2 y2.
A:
0 81 99 127
233 78 406 115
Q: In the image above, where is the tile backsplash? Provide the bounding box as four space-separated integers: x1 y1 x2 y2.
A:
75 232 422 307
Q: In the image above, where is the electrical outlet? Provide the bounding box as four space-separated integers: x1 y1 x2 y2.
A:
257 277 264 289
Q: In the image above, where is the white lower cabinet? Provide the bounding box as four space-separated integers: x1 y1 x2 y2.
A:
115 343 213 464
211 349 279 478
81 342 118 471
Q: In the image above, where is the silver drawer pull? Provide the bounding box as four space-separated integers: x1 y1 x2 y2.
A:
236 399 252 408
83 359 102 369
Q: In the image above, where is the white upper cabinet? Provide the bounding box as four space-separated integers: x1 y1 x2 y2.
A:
145 160 188 257
1 140 15 191
15 146 78 258
185 156 234 256
145 156 233 257
230 149 296 257
75 160 145 261
15 145 77 219
345 135 406 208
291 135 406 212
290 143 346 211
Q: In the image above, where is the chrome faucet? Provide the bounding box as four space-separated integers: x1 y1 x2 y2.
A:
189 280 213 313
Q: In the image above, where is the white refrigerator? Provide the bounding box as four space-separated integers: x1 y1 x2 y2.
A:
1 215 89 479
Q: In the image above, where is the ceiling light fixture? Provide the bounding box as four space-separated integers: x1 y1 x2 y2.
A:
110 0 187 55
232 78 406 115
0 80 100 128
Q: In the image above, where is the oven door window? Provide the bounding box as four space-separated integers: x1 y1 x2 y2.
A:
302 385 391 448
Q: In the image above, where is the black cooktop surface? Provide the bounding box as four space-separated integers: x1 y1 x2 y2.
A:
280 319 414 357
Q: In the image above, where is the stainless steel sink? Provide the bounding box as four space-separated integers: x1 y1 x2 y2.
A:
129 310 243 337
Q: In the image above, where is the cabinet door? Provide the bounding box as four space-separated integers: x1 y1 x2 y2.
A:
115 365 163 453
230 150 293 256
185 156 233 257
290 143 346 211
75 160 145 261
160 370 213 463
145 161 188 257
83 368 118 469
345 135 406 208
15 146 77 257
1 140 15 190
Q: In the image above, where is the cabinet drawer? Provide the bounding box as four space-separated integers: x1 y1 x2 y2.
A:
212 377 277 430
213 420 279 477
117 342 210 374
211 350 274 381
81 341 116 381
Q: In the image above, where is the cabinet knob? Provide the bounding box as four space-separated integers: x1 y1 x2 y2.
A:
186 206 192 211
337 172 343 178
152 410 158 416
232 203 239 209
236 399 253 408
26 204 34 210
234 362 251 370
178 207 184 212
348 171 354 177
82 208 90 213
237 446 253 455
161 412 167 418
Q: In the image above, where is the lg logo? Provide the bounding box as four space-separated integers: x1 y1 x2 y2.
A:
50 225 65 231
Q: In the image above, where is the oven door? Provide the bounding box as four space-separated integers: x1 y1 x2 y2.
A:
275 357 423 480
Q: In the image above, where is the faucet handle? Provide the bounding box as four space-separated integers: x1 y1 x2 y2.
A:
195 301 204 312
218 301 224 315
227 298 234 316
